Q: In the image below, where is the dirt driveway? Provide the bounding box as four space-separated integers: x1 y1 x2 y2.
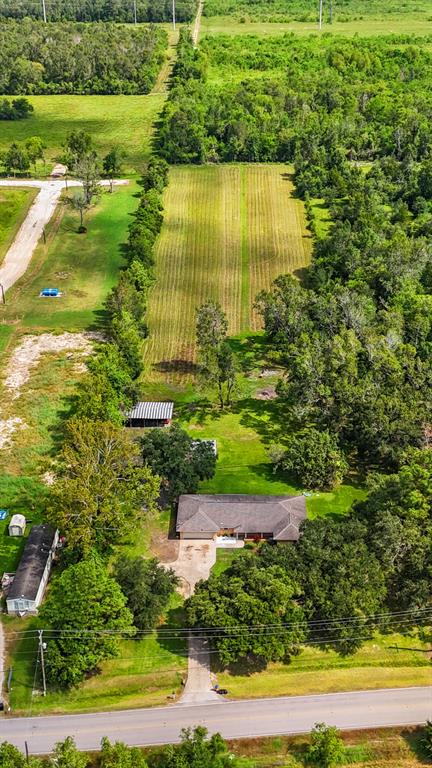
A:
166 539 216 598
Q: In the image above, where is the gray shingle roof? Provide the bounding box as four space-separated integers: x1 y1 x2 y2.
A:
125 402 174 421
8 524 57 602
176 494 307 541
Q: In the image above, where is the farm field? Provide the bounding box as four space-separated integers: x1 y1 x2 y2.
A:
200 15 432 37
215 632 432 700
0 187 38 265
144 164 311 378
0 95 165 175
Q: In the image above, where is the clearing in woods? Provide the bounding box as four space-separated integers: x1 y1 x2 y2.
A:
144 164 311 378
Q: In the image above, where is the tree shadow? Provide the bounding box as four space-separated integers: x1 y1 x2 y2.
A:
228 332 277 375
234 396 289 446
402 727 431 764
175 398 224 426
153 359 200 375
212 654 268 677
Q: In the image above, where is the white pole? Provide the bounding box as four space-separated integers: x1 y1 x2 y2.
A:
133 0 137 24
42 0 47 22
172 0 176 30
38 630 47 696
319 0 323 29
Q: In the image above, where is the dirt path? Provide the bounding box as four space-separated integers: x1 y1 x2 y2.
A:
0 179 128 296
151 28 179 93
192 0 203 46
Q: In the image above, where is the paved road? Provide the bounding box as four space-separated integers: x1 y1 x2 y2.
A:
1 687 430 755
0 179 128 294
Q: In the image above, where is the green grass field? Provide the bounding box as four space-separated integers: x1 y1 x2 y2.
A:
144 164 311 379
201 15 432 37
0 95 165 175
0 187 38 264
215 632 432 700
0 184 137 340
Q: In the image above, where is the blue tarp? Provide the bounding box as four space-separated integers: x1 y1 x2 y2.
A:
0 510 8 520
41 288 60 297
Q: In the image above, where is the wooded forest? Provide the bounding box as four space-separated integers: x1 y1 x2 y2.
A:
0 0 196 23
0 20 167 94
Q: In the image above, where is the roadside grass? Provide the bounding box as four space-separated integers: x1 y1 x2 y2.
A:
0 188 39 265
0 183 137 339
144 164 311 381
215 632 432 700
200 15 432 38
5 590 188 715
0 95 165 176
223 727 428 767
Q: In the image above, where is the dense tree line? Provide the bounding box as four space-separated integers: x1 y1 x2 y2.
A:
0 0 196 23
158 34 432 163
0 19 167 94
202 0 427 22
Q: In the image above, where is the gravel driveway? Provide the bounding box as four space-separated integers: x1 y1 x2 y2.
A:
0 179 128 295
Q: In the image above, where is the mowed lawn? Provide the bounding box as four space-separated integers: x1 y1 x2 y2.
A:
144 164 311 377
0 95 165 175
215 632 432 700
0 187 38 264
0 183 138 339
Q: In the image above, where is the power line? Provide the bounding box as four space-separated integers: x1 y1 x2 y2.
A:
7 610 432 644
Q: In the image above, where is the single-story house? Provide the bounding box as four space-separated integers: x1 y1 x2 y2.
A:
176 494 307 542
6 524 58 616
8 514 26 536
125 401 174 428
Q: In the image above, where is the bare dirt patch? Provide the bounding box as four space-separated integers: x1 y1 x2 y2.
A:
0 416 26 449
0 331 103 451
3 331 102 399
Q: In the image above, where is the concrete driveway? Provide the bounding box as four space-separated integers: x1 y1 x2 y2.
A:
166 539 216 598
165 539 218 704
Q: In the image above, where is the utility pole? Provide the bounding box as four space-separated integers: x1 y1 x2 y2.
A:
133 0 137 24
41 0 47 22
172 0 176 31
38 630 47 696
319 0 323 30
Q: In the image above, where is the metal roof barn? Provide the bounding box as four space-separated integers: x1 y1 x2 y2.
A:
125 401 174 428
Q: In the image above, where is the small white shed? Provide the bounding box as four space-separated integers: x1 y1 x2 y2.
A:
9 514 26 537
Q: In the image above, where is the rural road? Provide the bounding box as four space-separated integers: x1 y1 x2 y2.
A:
1 687 431 755
0 179 128 294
